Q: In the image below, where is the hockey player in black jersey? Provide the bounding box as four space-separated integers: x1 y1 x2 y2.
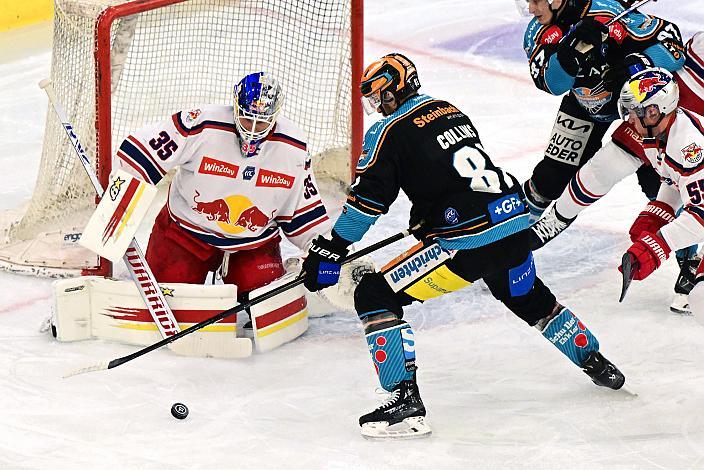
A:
301 53 625 440
520 0 684 219
520 0 697 311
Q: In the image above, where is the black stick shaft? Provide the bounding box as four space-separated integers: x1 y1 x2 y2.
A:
107 226 418 369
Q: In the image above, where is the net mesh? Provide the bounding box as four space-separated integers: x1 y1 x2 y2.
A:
0 0 355 275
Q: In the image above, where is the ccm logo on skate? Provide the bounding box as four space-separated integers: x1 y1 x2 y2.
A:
198 157 239 179
256 169 294 189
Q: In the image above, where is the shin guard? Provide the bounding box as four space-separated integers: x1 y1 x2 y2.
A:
364 316 417 392
539 308 599 367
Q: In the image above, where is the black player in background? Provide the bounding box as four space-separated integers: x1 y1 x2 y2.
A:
520 0 684 217
519 0 697 310
300 53 625 440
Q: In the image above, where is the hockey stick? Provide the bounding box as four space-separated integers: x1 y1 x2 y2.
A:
40 79 181 339
64 224 422 377
575 0 658 54
619 252 637 302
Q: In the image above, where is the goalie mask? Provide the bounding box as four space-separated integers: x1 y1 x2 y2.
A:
360 53 420 116
618 68 679 137
234 72 283 158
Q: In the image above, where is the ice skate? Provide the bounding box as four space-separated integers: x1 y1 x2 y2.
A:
670 255 699 315
359 380 431 440
581 351 625 390
670 293 691 315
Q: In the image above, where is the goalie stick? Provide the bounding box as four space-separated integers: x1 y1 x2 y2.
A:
64 223 422 377
40 79 181 340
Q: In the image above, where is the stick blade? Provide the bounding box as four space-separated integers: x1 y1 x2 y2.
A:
619 252 636 303
63 360 110 378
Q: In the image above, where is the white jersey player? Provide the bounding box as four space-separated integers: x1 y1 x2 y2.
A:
530 32 704 313
114 72 330 299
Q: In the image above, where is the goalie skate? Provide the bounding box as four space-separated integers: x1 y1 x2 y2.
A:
359 380 431 440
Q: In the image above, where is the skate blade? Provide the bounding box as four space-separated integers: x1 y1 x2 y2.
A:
361 416 432 440
669 294 692 315
619 383 638 397
669 306 692 316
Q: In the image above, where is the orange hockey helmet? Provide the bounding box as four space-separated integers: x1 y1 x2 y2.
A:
360 53 421 114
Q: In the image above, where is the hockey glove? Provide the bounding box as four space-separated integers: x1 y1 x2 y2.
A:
620 232 671 281
557 18 608 76
628 201 675 242
602 53 653 92
302 235 348 292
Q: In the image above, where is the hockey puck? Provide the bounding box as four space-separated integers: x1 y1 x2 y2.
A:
171 403 189 420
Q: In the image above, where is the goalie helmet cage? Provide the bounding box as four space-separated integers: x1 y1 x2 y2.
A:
0 0 363 278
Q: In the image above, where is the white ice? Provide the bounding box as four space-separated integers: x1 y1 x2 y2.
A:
2 1 704 468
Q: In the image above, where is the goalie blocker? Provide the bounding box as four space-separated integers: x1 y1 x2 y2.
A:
80 169 158 262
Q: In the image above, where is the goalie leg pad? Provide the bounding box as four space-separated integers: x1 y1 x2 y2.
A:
52 276 239 346
363 313 417 392
249 272 308 353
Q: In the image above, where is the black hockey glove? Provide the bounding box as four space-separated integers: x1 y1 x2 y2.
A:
302 235 349 292
602 53 653 92
557 18 609 76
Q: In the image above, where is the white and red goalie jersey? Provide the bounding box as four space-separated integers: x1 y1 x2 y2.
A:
114 104 330 252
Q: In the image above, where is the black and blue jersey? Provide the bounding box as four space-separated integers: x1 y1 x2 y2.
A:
524 0 685 121
332 94 528 250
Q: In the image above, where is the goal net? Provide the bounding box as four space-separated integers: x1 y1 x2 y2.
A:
0 0 362 277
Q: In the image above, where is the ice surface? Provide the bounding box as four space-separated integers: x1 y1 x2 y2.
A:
1 1 704 468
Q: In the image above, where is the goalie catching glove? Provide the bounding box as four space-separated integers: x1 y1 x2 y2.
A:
302 234 349 291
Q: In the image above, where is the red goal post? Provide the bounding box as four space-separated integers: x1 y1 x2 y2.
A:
0 0 363 278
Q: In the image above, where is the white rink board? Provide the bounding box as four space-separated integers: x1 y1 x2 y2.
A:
2 1 704 468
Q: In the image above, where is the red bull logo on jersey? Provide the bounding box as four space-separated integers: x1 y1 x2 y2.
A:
192 190 230 223
256 168 294 189
185 108 201 124
191 191 274 234
235 205 271 231
682 142 704 164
